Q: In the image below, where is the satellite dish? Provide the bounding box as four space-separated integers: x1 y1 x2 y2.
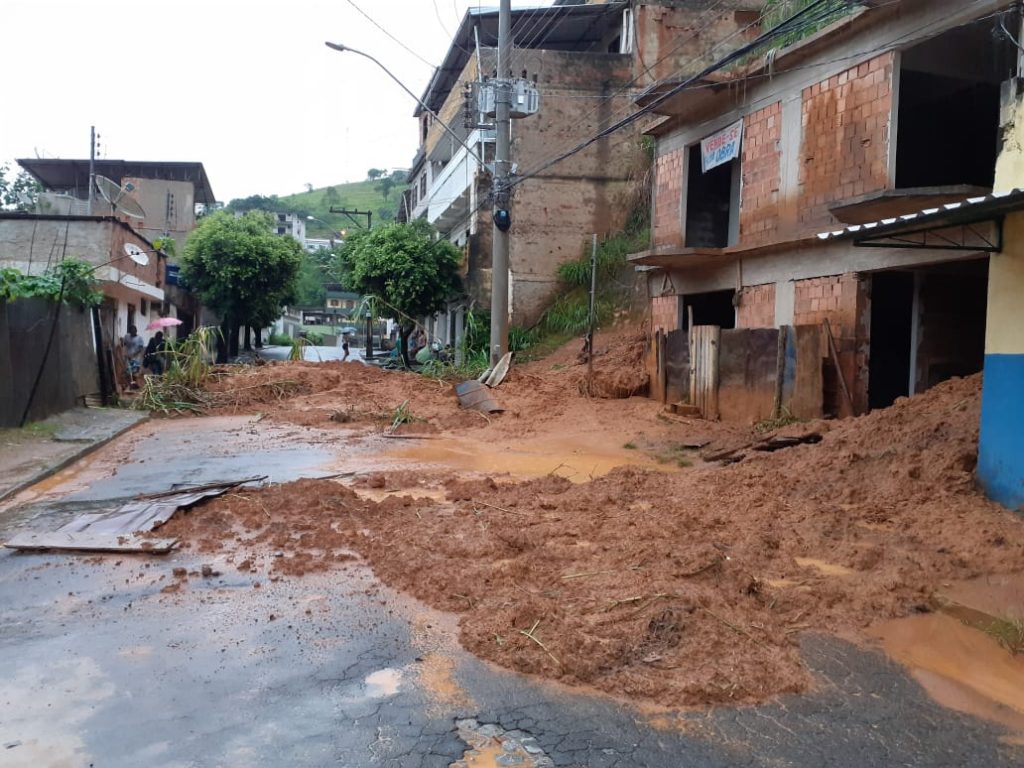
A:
123 243 150 266
95 174 147 220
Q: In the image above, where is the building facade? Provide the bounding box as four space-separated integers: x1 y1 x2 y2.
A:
634 0 1018 419
18 158 217 337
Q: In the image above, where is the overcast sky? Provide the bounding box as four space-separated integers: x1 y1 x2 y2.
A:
1 0 555 203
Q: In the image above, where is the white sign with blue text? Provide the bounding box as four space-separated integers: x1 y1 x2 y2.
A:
700 120 744 173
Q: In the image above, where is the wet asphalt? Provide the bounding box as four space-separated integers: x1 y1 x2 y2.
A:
0 417 1021 767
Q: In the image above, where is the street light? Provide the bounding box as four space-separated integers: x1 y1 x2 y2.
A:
306 215 346 243
324 41 483 164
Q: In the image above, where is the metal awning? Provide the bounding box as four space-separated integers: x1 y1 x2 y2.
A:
817 188 1024 252
18 158 217 205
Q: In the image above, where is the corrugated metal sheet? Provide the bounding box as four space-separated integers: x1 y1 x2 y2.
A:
816 188 1024 242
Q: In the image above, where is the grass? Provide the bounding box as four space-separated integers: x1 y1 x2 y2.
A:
623 442 637 450
754 408 800 434
134 327 220 414
387 400 422 433
651 442 698 468
0 420 59 443
981 617 1024 655
279 180 401 237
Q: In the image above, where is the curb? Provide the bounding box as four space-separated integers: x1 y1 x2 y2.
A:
0 414 150 505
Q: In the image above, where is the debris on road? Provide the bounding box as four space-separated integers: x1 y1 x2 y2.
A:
154 372 1024 710
4 478 263 555
454 381 503 413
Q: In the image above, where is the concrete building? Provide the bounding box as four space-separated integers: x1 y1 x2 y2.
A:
403 1 762 344
17 159 217 336
406 2 638 340
271 213 306 244
633 0 1020 418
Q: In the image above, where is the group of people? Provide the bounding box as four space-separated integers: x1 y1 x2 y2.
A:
122 325 168 387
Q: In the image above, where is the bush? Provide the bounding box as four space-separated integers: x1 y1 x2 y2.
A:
268 332 292 346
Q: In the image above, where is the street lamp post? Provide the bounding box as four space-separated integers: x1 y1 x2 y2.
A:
306 215 346 246
364 308 373 361
324 42 483 165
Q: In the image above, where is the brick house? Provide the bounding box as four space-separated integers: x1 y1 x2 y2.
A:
402 0 759 343
632 0 1019 418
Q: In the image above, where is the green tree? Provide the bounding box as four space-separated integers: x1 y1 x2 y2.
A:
324 185 340 204
181 211 302 359
225 194 282 213
367 168 385 180
0 163 41 211
337 220 461 364
375 176 396 200
295 250 330 307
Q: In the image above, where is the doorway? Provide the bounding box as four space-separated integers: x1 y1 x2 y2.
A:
868 271 914 410
867 259 989 410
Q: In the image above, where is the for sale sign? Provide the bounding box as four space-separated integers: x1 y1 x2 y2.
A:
700 119 744 173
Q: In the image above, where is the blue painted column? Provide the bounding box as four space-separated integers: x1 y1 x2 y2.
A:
978 211 1024 511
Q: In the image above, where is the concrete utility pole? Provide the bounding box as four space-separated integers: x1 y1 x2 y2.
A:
489 0 513 365
88 126 96 215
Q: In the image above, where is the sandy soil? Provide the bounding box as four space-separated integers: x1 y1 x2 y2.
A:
156 332 1024 709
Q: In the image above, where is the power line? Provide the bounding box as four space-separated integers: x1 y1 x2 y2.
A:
429 0 861 242
342 0 436 69
511 0 746 176
432 0 453 37
515 0 856 188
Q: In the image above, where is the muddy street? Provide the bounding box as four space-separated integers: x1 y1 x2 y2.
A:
2 352 1024 767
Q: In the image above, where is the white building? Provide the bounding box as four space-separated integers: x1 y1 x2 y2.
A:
272 212 306 244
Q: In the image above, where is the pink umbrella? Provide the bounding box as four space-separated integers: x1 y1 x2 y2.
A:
145 317 183 331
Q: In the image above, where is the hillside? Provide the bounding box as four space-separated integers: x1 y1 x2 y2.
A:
229 179 404 238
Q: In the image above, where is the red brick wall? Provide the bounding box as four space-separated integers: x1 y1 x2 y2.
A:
737 282 776 329
793 273 870 416
651 295 680 334
653 148 685 248
798 53 894 231
740 102 782 247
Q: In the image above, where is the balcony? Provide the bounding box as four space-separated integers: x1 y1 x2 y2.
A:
423 128 494 234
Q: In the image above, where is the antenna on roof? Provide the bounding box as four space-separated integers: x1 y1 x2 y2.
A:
94 174 147 220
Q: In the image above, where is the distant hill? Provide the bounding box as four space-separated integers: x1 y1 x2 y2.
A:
228 178 404 238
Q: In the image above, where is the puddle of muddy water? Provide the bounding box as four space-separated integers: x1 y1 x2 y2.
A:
451 719 552 768
385 435 674 482
872 612 1024 736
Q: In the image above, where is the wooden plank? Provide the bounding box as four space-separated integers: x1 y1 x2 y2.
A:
823 319 855 416
4 532 178 554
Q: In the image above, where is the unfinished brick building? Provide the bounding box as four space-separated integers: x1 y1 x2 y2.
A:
402 0 760 341
633 0 1020 420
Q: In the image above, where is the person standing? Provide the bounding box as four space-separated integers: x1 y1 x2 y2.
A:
123 325 144 388
144 331 166 375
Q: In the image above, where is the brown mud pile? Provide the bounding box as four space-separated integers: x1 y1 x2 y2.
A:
198 326 654 436
163 372 1024 709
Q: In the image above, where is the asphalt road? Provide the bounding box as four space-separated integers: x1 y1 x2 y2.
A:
0 417 1020 767
258 344 370 363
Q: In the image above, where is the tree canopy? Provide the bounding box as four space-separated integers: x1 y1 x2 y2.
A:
181 211 302 346
0 163 41 211
337 220 462 361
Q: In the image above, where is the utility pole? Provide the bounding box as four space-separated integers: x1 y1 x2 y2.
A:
88 125 96 215
489 0 513 366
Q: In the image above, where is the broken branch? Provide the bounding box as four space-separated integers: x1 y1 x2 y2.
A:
518 620 561 667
